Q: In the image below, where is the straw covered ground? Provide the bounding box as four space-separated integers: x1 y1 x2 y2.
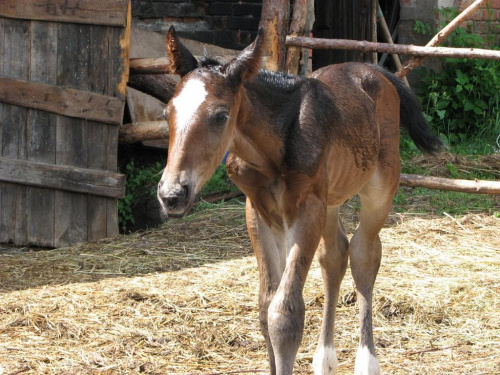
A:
0 196 499 374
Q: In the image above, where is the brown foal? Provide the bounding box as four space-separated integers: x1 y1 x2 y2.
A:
157 27 442 375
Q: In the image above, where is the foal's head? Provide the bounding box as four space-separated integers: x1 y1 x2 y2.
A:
157 27 265 218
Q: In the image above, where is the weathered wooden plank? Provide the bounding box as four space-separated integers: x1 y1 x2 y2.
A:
0 0 129 27
54 23 90 247
106 11 131 238
0 19 4 74
115 0 131 102
0 19 2 241
0 18 30 244
1 5 128 247
27 21 58 246
87 26 112 242
0 157 126 198
106 125 120 238
0 76 124 125
0 180 17 244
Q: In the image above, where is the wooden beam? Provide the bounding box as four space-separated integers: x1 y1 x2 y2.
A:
286 36 500 60
119 121 169 144
0 76 124 125
0 0 129 27
128 74 178 103
130 57 173 75
400 174 500 195
129 56 235 75
0 157 125 198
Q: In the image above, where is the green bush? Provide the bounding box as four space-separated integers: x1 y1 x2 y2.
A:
119 160 237 231
200 164 237 196
118 159 163 231
416 8 500 145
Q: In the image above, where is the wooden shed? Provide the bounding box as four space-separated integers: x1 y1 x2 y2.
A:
0 0 130 248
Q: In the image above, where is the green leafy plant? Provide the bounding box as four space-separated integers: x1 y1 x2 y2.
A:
416 8 500 144
119 160 238 231
200 164 237 196
119 159 164 231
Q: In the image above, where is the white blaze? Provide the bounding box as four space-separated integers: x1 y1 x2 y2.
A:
172 78 207 134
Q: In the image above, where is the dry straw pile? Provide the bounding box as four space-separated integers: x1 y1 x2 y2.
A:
0 199 499 374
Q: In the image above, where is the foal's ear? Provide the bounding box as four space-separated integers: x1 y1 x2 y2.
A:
224 28 265 87
166 26 198 77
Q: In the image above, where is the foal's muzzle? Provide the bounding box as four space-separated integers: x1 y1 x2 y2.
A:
157 181 192 219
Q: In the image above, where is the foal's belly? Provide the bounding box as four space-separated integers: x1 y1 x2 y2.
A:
325 145 379 206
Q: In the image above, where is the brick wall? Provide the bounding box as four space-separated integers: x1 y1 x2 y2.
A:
457 0 500 45
131 0 262 50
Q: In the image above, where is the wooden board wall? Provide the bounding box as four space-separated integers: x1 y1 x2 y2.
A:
0 0 130 247
312 0 376 69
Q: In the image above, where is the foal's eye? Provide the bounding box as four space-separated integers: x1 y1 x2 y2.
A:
212 111 229 127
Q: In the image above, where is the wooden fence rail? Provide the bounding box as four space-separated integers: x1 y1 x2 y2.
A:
285 36 500 61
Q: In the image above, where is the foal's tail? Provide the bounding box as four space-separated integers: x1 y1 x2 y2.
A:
372 65 444 154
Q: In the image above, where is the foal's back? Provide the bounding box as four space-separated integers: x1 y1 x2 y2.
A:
308 62 402 206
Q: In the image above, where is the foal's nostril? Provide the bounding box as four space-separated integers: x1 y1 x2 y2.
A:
180 185 189 200
164 185 189 209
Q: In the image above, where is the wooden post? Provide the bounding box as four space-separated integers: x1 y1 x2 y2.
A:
397 0 487 78
376 3 409 86
285 0 314 75
259 0 291 71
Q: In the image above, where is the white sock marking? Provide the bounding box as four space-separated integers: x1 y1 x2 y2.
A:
355 345 380 375
313 345 337 375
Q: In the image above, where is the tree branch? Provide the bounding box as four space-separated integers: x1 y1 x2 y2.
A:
396 0 488 78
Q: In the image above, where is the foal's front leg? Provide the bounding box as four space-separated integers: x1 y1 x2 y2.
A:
246 199 286 375
267 194 326 375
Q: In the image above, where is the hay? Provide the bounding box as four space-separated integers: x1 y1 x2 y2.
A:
0 200 499 374
409 152 500 179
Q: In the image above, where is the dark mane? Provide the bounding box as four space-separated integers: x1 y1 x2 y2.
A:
200 56 222 68
254 70 304 92
200 56 304 93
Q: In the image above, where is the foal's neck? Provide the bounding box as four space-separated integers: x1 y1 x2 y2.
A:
231 71 304 175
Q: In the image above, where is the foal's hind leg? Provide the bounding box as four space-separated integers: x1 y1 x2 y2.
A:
350 170 399 375
313 206 349 374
